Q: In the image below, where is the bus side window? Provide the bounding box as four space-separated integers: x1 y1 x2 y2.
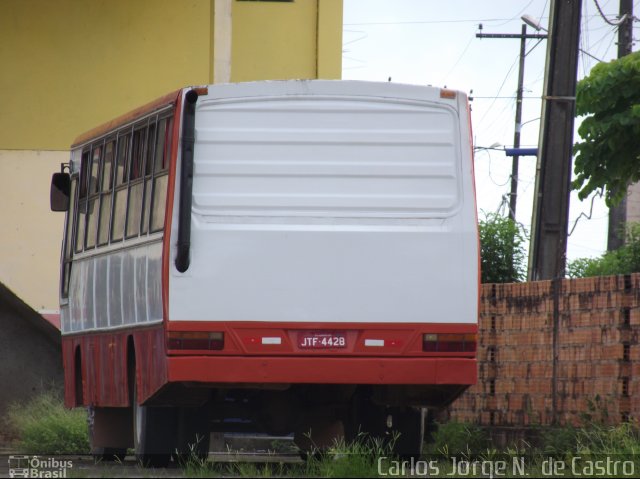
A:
97 139 115 246
112 132 130 242
75 151 90 254
85 144 102 250
141 119 157 235
62 177 78 298
126 126 147 238
150 116 173 232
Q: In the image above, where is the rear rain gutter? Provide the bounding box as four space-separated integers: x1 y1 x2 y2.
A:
175 89 199 273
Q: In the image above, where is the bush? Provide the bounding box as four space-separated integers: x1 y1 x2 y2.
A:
479 213 527 283
6 391 89 454
568 223 640 277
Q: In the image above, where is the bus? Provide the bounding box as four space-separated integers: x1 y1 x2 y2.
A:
50 80 478 465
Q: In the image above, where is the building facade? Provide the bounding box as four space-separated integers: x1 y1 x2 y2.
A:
0 0 343 313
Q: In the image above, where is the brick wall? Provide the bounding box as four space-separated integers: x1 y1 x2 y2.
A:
448 274 640 426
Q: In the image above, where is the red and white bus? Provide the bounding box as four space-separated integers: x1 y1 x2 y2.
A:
50 80 478 465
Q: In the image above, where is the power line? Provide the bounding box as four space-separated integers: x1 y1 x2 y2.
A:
344 18 528 26
477 52 521 124
442 35 475 84
472 96 541 99
343 14 616 27
568 191 604 237
593 0 631 25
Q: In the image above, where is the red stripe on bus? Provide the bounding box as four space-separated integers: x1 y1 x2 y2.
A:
167 356 477 386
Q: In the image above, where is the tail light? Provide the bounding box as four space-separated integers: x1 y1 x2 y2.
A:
167 331 224 350
423 333 476 353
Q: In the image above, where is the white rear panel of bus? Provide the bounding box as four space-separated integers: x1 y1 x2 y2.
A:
169 81 477 325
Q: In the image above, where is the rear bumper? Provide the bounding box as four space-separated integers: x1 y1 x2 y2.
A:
167 356 476 385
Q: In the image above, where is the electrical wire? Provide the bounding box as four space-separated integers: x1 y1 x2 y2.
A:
475 149 512 188
568 190 604 237
581 0 592 76
483 0 536 28
344 18 528 26
343 31 369 47
593 0 630 26
476 52 521 125
441 35 475 85
494 194 531 240
343 14 612 27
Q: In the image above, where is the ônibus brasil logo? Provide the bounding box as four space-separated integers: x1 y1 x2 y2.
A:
8 455 72 478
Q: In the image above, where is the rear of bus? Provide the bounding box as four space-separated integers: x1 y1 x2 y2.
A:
164 81 478 452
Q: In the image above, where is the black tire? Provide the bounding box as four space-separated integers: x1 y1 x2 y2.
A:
389 407 425 459
87 406 128 463
132 381 177 467
344 391 387 443
174 405 211 464
345 393 425 458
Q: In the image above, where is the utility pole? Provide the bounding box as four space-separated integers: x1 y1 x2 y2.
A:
476 26 547 221
510 25 527 221
529 0 582 281
607 0 634 251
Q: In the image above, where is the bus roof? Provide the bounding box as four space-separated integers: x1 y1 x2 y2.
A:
71 88 181 148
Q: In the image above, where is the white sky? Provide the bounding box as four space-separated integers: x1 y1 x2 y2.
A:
342 0 638 261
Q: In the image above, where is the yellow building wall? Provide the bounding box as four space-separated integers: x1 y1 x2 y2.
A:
0 151 69 311
0 0 343 313
232 0 342 81
317 0 344 79
0 0 212 151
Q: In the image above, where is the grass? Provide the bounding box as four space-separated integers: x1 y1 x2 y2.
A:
425 420 489 457
5 390 90 454
6 392 640 477
180 432 395 478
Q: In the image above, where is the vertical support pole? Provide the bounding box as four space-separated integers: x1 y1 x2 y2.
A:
551 277 561 425
528 0 582 281
213 0 233 84
509 24 528 221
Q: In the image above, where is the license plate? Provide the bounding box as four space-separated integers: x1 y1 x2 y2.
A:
297 331 346 349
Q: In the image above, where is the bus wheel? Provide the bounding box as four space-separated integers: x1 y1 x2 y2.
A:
294 414 344 457
388 407 426 459
132 382 177 467
87 406 129 462
346 398 425 459
174 405 211 464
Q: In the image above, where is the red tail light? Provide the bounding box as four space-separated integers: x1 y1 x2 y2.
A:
167 331 224 350
423 333 476 353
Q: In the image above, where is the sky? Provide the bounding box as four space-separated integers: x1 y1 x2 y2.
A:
342 0 639 262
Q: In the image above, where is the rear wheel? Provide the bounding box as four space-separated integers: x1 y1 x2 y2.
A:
87 406 128 462
346 393 425 458
174 405 211 464
294 410 345 457
388 407 426 458
132 381 177 467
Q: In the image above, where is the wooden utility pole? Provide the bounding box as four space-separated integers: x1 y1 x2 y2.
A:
528 0 582 280
607 0 634 251
510 25 528 221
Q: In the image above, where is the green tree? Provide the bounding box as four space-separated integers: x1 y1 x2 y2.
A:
479 213 527 283
573 51 640 206
567 222 640 277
